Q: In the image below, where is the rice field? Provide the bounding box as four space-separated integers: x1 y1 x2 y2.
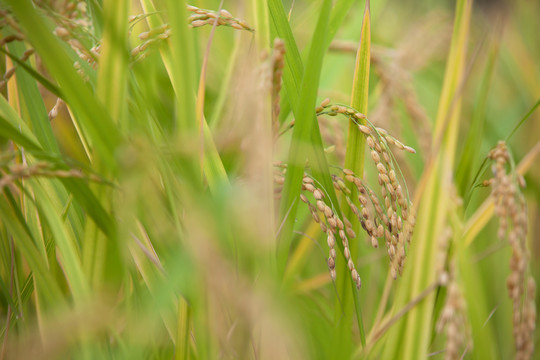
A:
0 0 539 359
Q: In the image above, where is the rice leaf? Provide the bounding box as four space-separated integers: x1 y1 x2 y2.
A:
0 190 63 305
273 0 332 276
97 0 130 125
31 180 89 302
383 0 473 358
0 47 62 98
0 96 42 152
5 0 122 173
456 38 500 198
335 0 371 351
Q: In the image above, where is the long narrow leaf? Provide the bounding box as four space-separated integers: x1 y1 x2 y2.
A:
275 0 332 276
335 0 371 352
383 0 473 358
5 0 122 172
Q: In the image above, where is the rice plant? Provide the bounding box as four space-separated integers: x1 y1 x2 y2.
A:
0 0 539 359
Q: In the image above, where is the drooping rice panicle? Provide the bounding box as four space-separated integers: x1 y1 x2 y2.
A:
316 99 416 278
488 141 536 360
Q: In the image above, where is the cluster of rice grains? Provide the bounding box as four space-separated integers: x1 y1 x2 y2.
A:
187 5 253 32
274 166 362 288
318 99 416 282
487 141 536 360
0 160 103 194
436 269 471 360
1 2 96 94
132 6 253 62
270 38 286 138
44 2 97 72
130 22 171 60
274 99 416 289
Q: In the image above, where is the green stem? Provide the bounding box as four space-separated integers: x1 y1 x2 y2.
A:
335 0 371 351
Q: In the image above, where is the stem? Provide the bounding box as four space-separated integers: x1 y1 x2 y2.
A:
334 0 371 351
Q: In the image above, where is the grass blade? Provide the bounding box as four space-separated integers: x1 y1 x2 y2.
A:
383 0 473 358
335 0 371 351
97 0 130 125
456 35 500 198
275 0 332 277
7 42 60 154
5 0 122 173
0 96 42 152
0 47 62 98
31 181 89 302
0 191 63 305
